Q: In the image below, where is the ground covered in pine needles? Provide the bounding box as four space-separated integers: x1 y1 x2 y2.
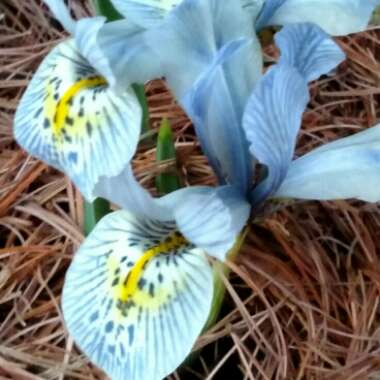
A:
1 1 380 379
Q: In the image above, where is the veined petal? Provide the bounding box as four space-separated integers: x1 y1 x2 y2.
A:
96 19 164 89
44 1 129 92
183 38 257 190
94 165 249 260
62 210 213 380
14 40 141 201
44 0 76 34
74 17 120 91
111 0 180 27
275 23 345 82
111 0 265 27
275 124 380 202
245 24 344 204
144 0 262 188
145 0 262 101
255 0 286 30
257 0 380 35
242 0 265 19
94 165 174 221
174 186 251 261
243 64 309 204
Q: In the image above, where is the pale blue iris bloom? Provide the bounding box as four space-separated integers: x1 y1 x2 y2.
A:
110 0 380 35
14 0 145 200
14 1 380 380
67 2 380 380
255 0 380 35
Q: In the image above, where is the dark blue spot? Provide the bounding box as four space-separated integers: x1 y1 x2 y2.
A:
65 116 74 126
128 325 134 346
86 121 92 135
137 278 146 290
68 152 78 163
105 320 114 333
89 311 99 323
43 117 50 129
105 321 114 334
119 343 126 357
149 283 155 297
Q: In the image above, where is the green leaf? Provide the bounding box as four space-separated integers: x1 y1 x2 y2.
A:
84 198 111 236
155 118 181 195
93 0 122 21
132 83 150 134
203 227 249 331
372 6 380 25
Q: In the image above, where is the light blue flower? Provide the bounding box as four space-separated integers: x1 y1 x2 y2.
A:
243 23 380 206
176 5 380 211
13 0 145 201
255 0 380 35
16 1 380 380
97 0 380 197
110 0 380 35
109 0 264 27
138 0 380 219
63 165 250 380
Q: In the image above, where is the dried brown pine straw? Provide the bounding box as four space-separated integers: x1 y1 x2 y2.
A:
1 1 380 379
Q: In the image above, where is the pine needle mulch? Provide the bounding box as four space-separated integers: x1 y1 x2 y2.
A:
1 1 380 379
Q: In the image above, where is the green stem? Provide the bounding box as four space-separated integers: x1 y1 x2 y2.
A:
132 83 150 135
84 198 111 235
93 0 122 21
372 6 380 24
155 118 181 194
203 227 249 331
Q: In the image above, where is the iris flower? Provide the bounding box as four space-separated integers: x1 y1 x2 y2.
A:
110 0 380 35
82 2 380 378
15 2 250 379
14 0 144 202
13 1 380 380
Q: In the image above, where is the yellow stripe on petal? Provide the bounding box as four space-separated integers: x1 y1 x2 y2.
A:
62 210 213 380
14 39 142 200
53 76 107 137
119 232 187 301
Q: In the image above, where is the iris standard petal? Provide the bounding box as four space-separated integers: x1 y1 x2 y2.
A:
243 64 309 204
275 124 380 202
242 0 265 19
96 19 164 89
144 0 262 100
255 0 286 30
257 0 380 36
276 23 345 82
243 65 309 204
144 0 262 189
44 0 76 33
62 210 213 380
183 38 256 190
14 40 142 201
245 24 345 204
111 0 265 27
